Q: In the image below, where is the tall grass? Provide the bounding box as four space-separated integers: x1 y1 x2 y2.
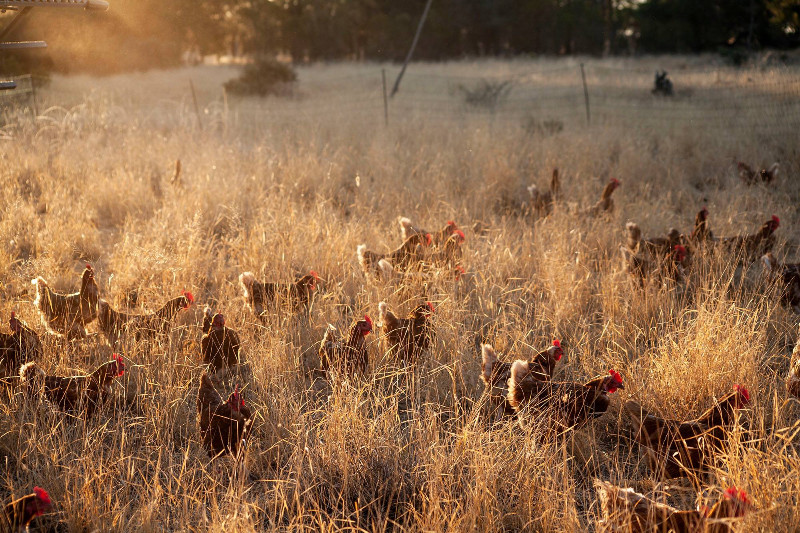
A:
0 59 798 531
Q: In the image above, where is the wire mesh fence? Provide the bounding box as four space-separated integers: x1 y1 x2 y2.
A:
1 63 798 136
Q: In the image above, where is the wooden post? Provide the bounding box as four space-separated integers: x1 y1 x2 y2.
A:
580 63 590 126
390 0 433 98
381 69 389 126
189 79 203 131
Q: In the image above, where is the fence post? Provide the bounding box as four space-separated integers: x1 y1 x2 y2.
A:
189 79 203 131
579 63 590 126
381 69 389 126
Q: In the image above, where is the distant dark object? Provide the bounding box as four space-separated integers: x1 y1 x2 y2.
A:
652 70 673 96
738 161 779 185
224 58 297 97
456 79 512 111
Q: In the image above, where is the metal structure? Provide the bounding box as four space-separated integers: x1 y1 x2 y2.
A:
1 0 108 93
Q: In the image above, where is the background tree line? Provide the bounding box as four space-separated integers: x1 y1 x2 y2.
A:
1 0 799 75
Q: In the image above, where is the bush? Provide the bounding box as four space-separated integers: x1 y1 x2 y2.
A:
224 58 297 97
455 79 512 111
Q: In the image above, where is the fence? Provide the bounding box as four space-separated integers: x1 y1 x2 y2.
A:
1 63 799 136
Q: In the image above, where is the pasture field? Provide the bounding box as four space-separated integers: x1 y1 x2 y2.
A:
0 57 799 531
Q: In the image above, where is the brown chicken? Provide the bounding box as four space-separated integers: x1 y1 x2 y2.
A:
319 316 373 375
97 291 194 347
20 354 125 418
201 307 242 376
624 385 750 479
621 244 687 285
238 271 319 318
507 362 623 431
378 301 434 366
595 480 752 533
0 313 42 377
625 222 684 257
719 215 779 260
31 264 100 339
762 253 800 312
527 168 561 216
2 486 52 532
197 372 253 457
398 217 459 246
584 177 620 216
429 230 466 269
357 233 432 277
481 341 563 420
738 161 778 185
689 206 713 243
786 335 800 399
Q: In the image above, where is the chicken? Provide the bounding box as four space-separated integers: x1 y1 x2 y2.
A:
429 230 466 269
786 335 800 399
0 312 42 376
238 271 319 318
378 301 434 367
31 264 100 339
357 233 432 277
398 217 459 246
197 372 253 457
319 316 373 375
507 362 623 431
621 244 687 285
719 215 780 260
595 480 751 533
527 168 561 216
624 385 750 479
97 291 194 347
20 354 125 418
689 206 713 243
2 486 52 532
480 341 563 420
738 161 779 185
201 307 242 376
625 222 684 257
761 253 800 311
585 177 620 216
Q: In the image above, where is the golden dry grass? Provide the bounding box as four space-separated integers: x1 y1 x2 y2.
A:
0 59 799 531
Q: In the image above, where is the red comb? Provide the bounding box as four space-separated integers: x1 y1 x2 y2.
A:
425 233 432 246
10 311 15 319
86 264 92 270
33 487 50 505
737 162 746 169
553 339 561 347
724 487 750 505
364 314 373 328
456 230 466 242
733 384 750 403
447 220 457 228
182 290 194 304
771 215 780 226
426 301 435 313
610 177 620 185
609 369 623 384
310 270 320 280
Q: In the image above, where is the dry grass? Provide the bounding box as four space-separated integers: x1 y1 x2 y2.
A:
0 58 799 531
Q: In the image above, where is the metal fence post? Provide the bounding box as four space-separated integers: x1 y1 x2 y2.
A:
580 63 590 126
381 69 389 126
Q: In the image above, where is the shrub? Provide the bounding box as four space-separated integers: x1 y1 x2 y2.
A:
224 58 297 97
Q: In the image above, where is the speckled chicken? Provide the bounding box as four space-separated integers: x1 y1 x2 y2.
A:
239 270 319 318
378 301 434 367
97 291 193 347
319 316 373 375
201 307 242 375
